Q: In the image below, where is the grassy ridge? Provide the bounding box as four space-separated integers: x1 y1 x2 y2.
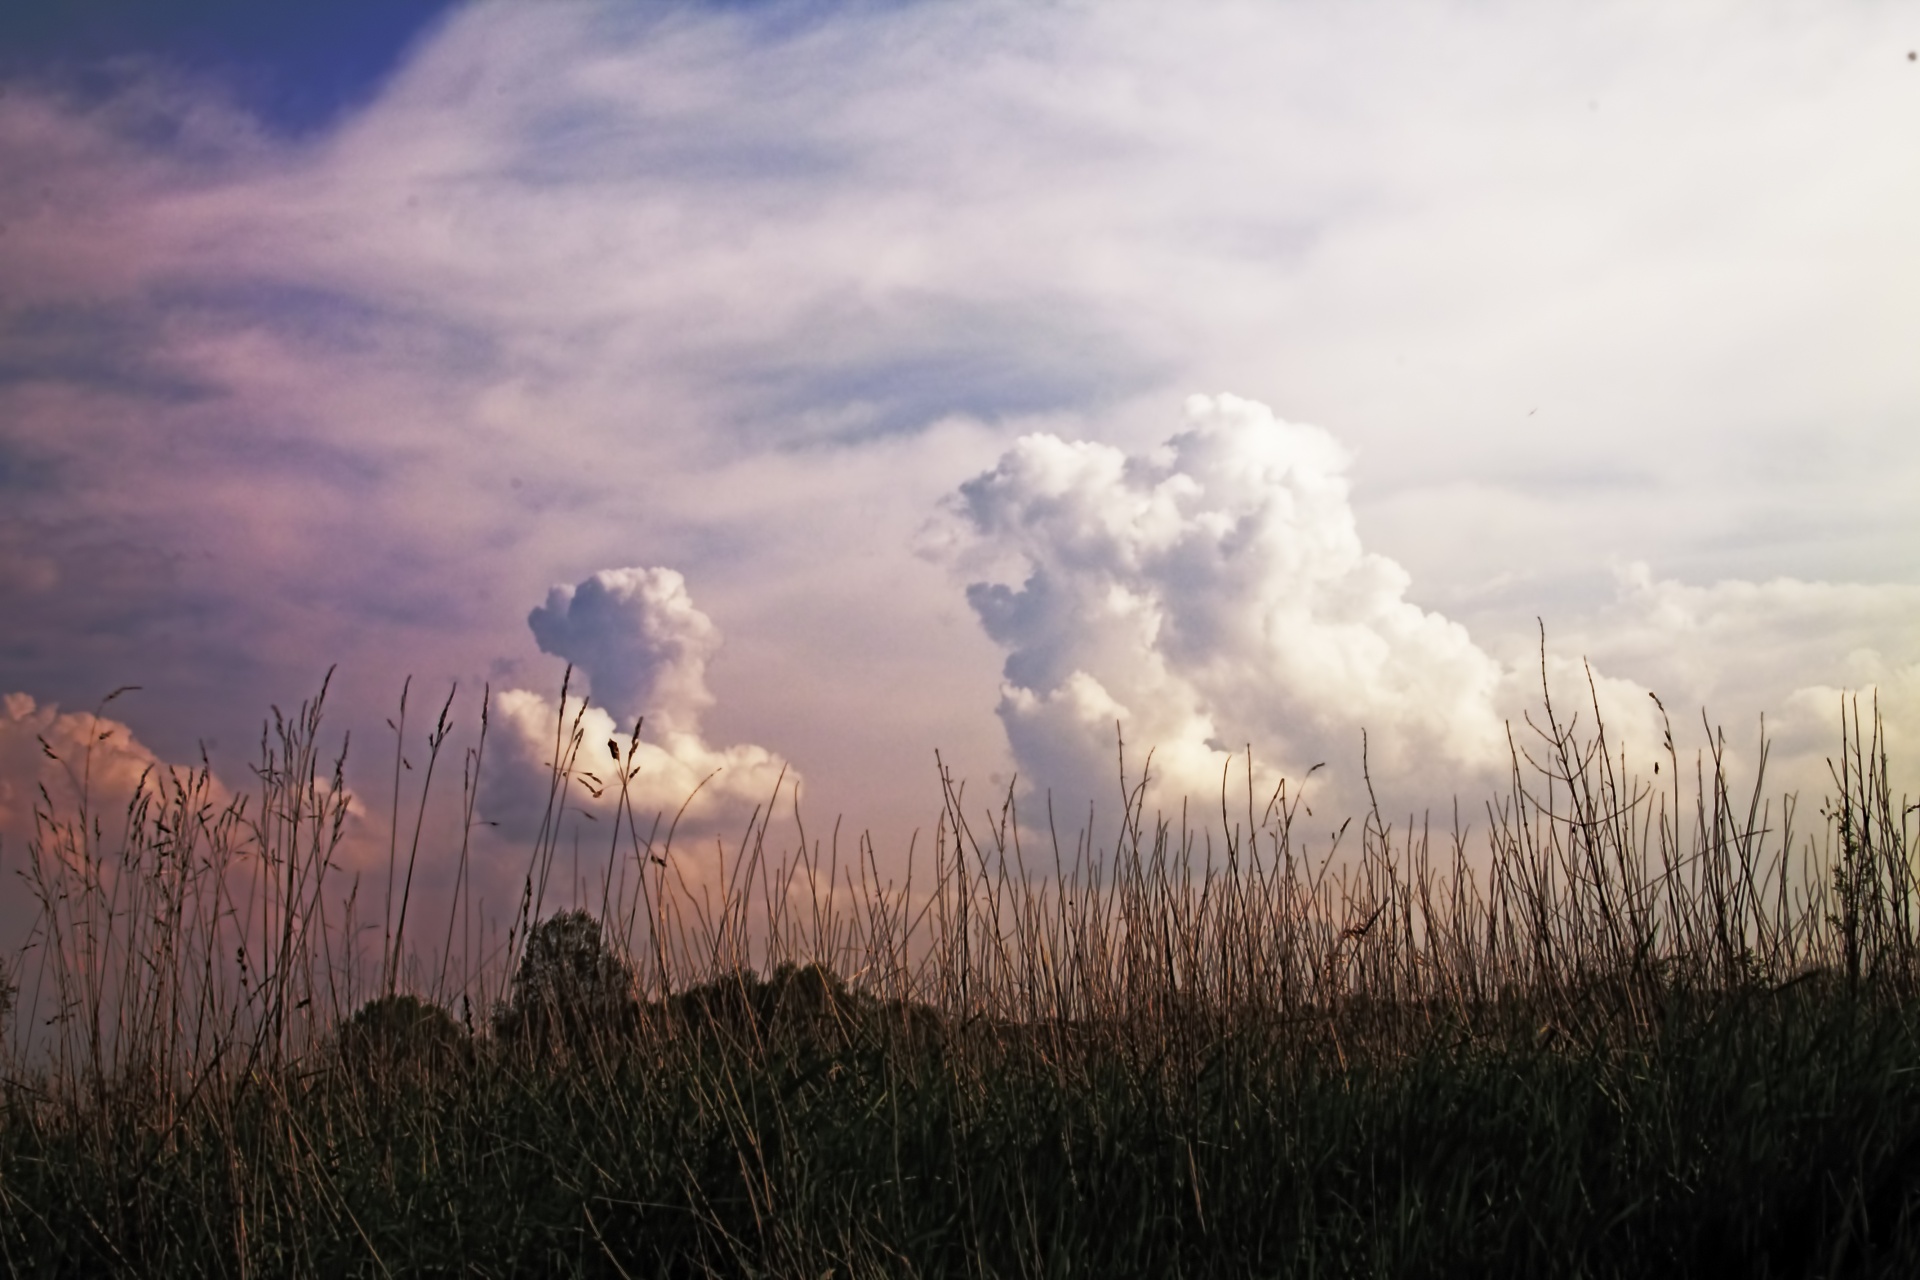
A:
1 673 1917 1276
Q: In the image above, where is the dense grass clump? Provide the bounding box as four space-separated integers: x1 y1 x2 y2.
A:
2 670 1917 1276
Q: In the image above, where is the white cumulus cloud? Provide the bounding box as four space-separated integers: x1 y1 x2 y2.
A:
527 567 720 737
0 691 246 944
0 692 174 849
953 394 1920 828
955 393 1512 818
490 568 795 836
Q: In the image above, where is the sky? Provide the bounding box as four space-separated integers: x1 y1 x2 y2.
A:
2 0 1918 945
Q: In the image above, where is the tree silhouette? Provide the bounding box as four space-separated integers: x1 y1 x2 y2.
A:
337 992 467 1081
493 910 638 1054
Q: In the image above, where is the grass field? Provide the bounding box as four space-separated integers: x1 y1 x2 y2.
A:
2 669 1917 1277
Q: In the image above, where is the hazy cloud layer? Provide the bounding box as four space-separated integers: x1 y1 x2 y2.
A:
1 1 1915 879
1563 567 1920 787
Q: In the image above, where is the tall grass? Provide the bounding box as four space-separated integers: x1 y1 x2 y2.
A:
1 663 1917 1277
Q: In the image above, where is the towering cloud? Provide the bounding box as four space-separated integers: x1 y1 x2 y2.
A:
491 568 793 835
953 394 1920 830
526 568 719 737
956 394 1512 817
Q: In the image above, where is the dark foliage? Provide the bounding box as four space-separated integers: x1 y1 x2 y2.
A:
335 992 469 1081
492 909 640 1056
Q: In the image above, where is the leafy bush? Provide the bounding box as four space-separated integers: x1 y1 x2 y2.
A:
492 909 638 1055
660 960 946 1054
336 992 468 1080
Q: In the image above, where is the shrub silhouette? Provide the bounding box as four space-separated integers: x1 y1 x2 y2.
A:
335 993 467 1080
493 910 639 1054
662 962 946 1053
0 957 14 1061
665 962 852 1036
